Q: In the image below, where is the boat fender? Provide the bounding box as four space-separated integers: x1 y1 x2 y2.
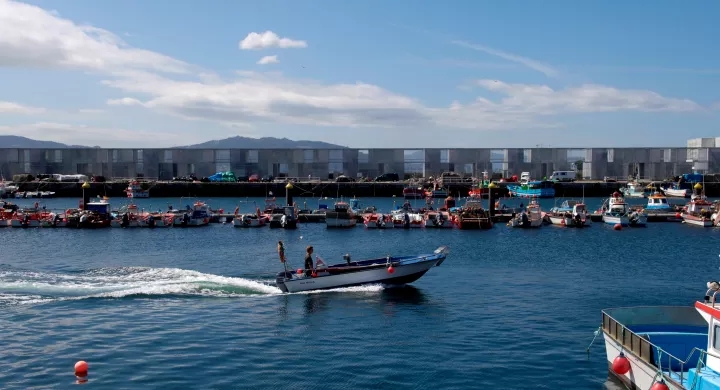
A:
649 380 669 390
611 352 630 375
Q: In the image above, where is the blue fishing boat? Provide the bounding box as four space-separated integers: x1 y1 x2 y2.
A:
599 282 720 390
646 192 675 212
506 181 555 198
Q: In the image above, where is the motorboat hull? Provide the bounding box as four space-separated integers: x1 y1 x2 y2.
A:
603 215 629 226
364 215 393 229
682 214 713 227
326 217 357 228
10 219 40 228
424 213 452 228
276 249 448 293
664 188 690 198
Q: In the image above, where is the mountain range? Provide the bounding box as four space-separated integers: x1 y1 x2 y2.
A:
0 135 345 149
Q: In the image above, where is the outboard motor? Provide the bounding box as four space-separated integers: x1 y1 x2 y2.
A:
404 212 410 228
343 253 351 265
521 212 529 226
121 213 129 227
147 216 156 228
182 213 190 226
275 271 295 293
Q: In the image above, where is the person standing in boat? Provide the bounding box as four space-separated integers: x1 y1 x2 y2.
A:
304 246 314 277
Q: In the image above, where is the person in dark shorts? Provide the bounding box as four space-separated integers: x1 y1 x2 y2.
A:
304 246 314 276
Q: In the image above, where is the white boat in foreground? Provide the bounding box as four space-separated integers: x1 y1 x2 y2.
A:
275 246 449 293
508 198 543 228
600 282 720 390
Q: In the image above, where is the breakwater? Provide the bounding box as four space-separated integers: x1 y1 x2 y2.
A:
12 180 720 198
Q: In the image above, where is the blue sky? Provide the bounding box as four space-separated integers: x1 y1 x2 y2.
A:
0 0 718 147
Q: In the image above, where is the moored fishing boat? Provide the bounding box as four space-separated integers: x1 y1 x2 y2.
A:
507 180 556 198
269 205 298 229
646 192 682 222
274 246 449 293
508 198 543 228
681 198 715 227
424 209 452 228
325 201 357 228
452 197 492 229
364 212 393 229
232 206 266 227
544 200 590 227
601 192 637 226
599 282 720 390
392 211 424 228
403 186 425 199
125 180 150 198
172 201 211 227
621 180 648 198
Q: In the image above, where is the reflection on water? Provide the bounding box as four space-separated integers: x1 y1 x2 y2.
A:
303 293 330 314
380 285 427 305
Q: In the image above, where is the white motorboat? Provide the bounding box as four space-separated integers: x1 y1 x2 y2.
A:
233 213 266 227
392 211 424 228
508 198 543 228
325 201 357 228
601 192 646 226
364 213 393 229
424 210 452 228
620 181 647 198
275 246 449 293
544 200 590 227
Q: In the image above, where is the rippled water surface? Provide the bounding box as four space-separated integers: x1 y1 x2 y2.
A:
0 196 717 389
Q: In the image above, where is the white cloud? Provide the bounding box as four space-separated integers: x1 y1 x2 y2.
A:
0 0 190 73
239 31 307 50
0 1 709 142
77 108 105 114
0 101 45 114
107 97 145 106
257 55 279 65
452 40 558 78
0 122 181 147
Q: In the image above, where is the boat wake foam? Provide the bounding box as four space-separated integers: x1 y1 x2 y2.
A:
0 266 389 306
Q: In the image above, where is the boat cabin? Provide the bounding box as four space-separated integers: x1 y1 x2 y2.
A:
332 202 353 214
687 199 713 215
647 193 670 209
86 201 111 215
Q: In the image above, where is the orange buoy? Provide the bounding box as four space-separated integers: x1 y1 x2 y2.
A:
74 360 88 377
613 223 622 231
650 380 669 390
387 266 395 274
675 212 681 218
612 352 630 375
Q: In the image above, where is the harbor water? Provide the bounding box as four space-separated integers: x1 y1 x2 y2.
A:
1 196 717 389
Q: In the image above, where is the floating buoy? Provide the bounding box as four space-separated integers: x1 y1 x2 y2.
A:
675 212 681 218
311 272 317 278
613 223 622 231
74 360 88 377
612 352 630 375
387 266 395 274
296 268 303 275
650 380 669 390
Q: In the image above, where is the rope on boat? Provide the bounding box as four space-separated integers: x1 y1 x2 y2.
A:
586 325 602 359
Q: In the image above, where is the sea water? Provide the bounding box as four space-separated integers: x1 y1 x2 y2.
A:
0 197 715 389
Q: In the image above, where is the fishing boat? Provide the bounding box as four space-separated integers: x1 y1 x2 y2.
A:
325 201 357 228
110 204 144 228
506 180 556 198
403 186 425 199
621 181 648 198
424 209 452 228
392 211 424 228
681 198 715 227
124 180 150 198
452 198 492 229
232 207 266 228
601 192 644 227
66 199 112 229
599 282 720 390
364 212 393 229
508 198 543 228
172 201 211 227
646 192 682 222
8 208 43 228
269 205 298 229
544 200 590 227
274 246 449 293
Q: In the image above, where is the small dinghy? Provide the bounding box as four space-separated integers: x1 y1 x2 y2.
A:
275 246 449 293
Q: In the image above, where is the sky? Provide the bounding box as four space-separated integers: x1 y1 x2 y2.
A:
0 0 718 148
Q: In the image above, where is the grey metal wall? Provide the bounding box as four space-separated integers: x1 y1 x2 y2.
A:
0 147 711 180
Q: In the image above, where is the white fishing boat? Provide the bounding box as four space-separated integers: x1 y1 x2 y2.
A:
325 201 357 228
599 282 720 390
172 201 211 227
682 198 715 227
392 211 424 228
620 181 648 198
233 213 266 227
275 246 449 293
424 209 452 228
544 200 590 227
508 198 543 228
364 213 393 229
601 192 647 226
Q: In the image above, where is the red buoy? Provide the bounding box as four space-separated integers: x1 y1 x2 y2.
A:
613 223 622 231
311 272 317 278
387 266 395 274
675 212 681 218
296 268 303 275
612 352 631 375
74 360 88 377
650 380 669 390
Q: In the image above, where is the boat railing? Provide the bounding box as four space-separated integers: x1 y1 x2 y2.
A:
602 309 714 384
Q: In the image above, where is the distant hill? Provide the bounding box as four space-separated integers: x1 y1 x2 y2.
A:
179 136 346 149
0 135 93 148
